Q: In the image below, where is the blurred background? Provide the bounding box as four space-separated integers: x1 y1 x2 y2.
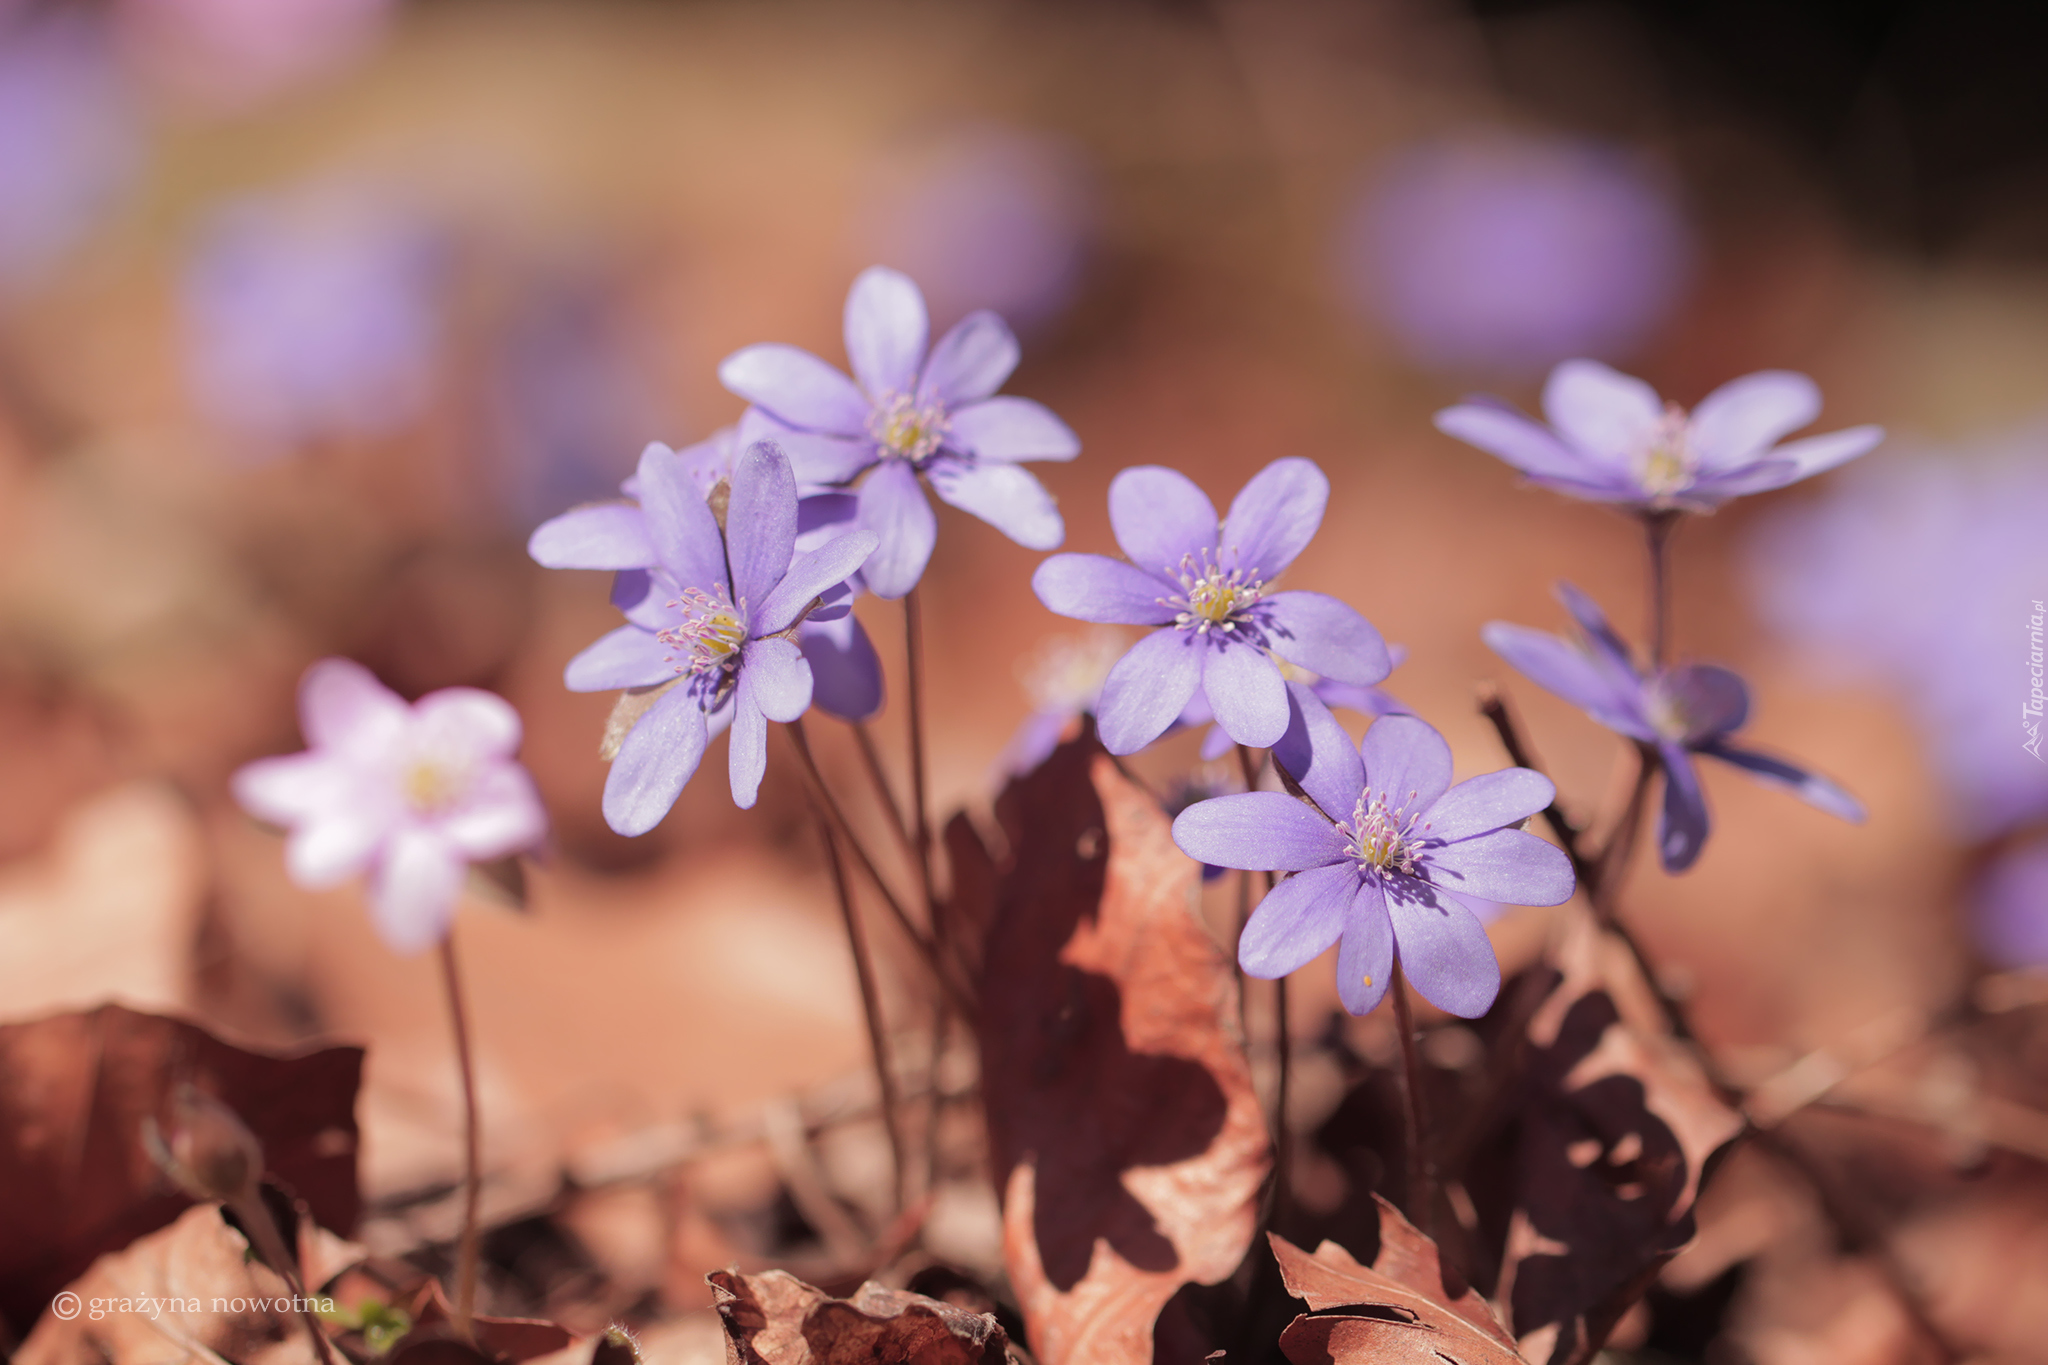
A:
2 0 2045 1357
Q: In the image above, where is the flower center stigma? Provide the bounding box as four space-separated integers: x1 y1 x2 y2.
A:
869 392 949 463
401 757 468 815
1637 402 1696 500
1345 787 1423 876
659 584 749 676
1164 548 1263 635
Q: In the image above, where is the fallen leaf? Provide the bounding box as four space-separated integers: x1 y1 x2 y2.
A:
1494 908 1744 1365
0 1004 363 1340
708 1267 1010 1363
1270 1195 1524 1365
957 733 1268 1365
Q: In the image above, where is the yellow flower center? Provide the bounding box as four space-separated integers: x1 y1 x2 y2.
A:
1165 548 1264 635
402 758 466 815
869 392 949 463
660 585 749 675
1346 788 1423 875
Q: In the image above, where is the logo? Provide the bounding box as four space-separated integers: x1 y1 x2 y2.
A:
2027 599 2045 762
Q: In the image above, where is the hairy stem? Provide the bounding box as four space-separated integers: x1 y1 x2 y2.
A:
810 803 908 1213
1390 957 1435 1234
438 934 482 1340
1644 509 1679 669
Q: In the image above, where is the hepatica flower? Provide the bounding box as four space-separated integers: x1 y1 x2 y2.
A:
718 266 1080 598
1031 459 1390 755
1485 583 1864 872
1173 712 1574 1017
529 440 876 830
1436 360 1882 512
232 659 546 954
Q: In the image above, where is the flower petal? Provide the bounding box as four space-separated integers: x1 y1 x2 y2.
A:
1422 768 1556 845
801 613 883 722
1171 790 1349 870
1555 581 1640 679
1386 878 1500 1018
439 765 547 859
755 529 880 635
299 657 408 753
286 807 388 888
1699 740 1866 823
741 635 813 723
1434 400 1597 481
1221 457 1328 581
1360 714 1454 811
1032 554 1176 625
1109 465 1218 576
635 441 730 591
1693 425 1884 499
528 503 654 570
603 685 708 836
1272 681 1366 821
1482 622 1654 740
412 687 523 763
1659 663 1750 744
926 457 1064 549
855 458 938 600
718 343 870 434
727 678 770 809
726 441 799 609
946 396 1080 463
923 309 1019 404
1202 640 1290 749
1424 827 1576 905
1312 678 1408 718
368 827 464 956
1096 627 1204 755
844 266 929 399
1688 369 1821 472
1259 591 1390 684
747 409 878 486
1657 742 1710 871
1541 359 1664 469
565 625 676 693
234 751 350 825
1336 878 1394 1016
1238 862 1355 978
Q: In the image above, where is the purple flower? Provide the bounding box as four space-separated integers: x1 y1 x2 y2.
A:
718 266 1080 599
1339 133 1692 376
1030 459 1390 755
1436 359 1883 512
529 440 877 829
0 14 138 289
231 659 546 955
1173 712 1574 1017
1484 582 1865 872
1179 648 1411 762
1971 840 2048 970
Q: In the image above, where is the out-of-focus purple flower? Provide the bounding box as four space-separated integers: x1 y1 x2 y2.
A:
1747 434 2048 838
1339 133 1692 376
998 627 1132 777
718 266 1080 599
1437 360 1883 513
1031 459 1390 756
529 440 877 828
1485 582 1864 872
1971 840 2048 970
116 0 394 112
232 658 546 955
181 183 443 454
0 15 139 290
1173 713 1573 1017
856 125 1094 334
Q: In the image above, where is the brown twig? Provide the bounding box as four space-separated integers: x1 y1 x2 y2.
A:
437 934 483 1341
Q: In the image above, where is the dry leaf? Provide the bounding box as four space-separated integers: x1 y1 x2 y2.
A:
709 1267 1010 1364
1495 909 1744 1365
1270 1195 1525 1365
958 734 1268 1365
0 1005 362 1340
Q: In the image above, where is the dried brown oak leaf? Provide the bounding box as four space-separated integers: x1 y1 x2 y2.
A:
956 734 1268 1365
709 1267 1011 1364
1495 908 1744 1365
0 1004 362 1340
1271 1194 1524 1365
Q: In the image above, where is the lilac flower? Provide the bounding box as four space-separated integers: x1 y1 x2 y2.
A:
1178 648 1411 762
1435 360 1882 512
616 423 886 724
1030 459 1390 755
529 439 877 830
1339 133 1691 376
0 15 138 289
1173 712 1574 1017
232 659 546 955
718 266 1080 598
1746 434 2048 839
1484 582 1864 872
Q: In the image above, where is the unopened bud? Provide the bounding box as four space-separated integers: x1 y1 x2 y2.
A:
147 1084 264 1204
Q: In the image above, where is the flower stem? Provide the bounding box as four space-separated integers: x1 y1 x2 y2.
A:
851 720 914 852
1390 956 1435 1236
809 802 908 1214
437 933 482 1341
902 590 936 910
1644 509 1679 669
1235 744 1291 1211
